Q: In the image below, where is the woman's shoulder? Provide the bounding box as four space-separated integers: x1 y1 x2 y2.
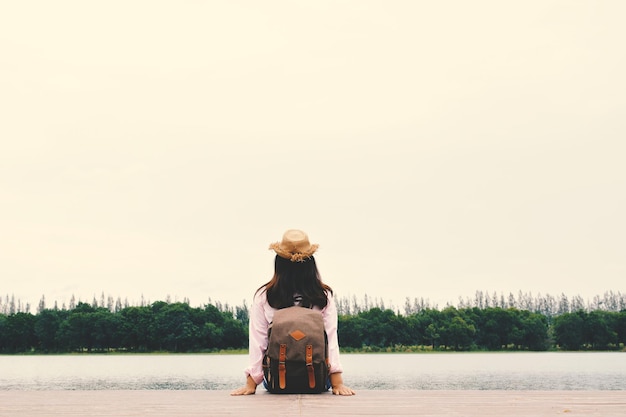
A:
252 287 268 305
323 289 335 304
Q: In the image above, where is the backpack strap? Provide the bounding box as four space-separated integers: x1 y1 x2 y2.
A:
306 344 315 389
279 344 287 390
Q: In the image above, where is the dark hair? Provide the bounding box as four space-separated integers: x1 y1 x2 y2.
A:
257 255 333 309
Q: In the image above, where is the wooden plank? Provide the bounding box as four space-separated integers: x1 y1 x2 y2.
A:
0 390 625 417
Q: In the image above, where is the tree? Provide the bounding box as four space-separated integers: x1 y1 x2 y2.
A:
151 302 199 352
584 311 617 350
58 302 98 352
91 309 121 351
235 300 249 329
0 314 8 351
119 306 153 351
403 314 422 346
517 311 549 351
34 309 66 352
3 312 37 352
615 311 626 347
415 309 443 349
337 315 365 348
37 295 46 314
553 311 585 350
424 323 440 349
477 308 520 350
219 314 247 349
439 308 475 351
356 308 398 347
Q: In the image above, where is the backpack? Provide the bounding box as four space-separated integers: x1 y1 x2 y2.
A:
263 306 329 393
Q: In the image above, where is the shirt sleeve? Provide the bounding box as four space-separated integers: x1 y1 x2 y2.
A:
244 291 270 385
322 292 344 374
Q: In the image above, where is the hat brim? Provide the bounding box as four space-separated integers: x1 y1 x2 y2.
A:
269 242 319 262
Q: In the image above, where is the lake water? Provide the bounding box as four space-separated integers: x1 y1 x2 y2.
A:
1 352 625 391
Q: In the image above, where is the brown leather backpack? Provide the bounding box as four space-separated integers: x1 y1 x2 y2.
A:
263 306 329 393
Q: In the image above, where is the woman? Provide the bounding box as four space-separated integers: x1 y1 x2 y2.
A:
231 229 355 396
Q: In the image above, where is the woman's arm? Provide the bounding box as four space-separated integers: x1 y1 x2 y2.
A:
323 293 356 396
322 292 345 374
231 292 269 395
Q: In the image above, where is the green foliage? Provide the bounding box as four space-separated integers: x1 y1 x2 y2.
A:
1 312 37 352
553 310 620 350
0 301 247 354
337 305 576 352
1 294 625 354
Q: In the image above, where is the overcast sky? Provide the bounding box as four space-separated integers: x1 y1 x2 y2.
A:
1 1 625 311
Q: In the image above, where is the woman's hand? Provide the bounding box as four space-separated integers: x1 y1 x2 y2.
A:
332 383 356 396
230 375 258 396
330 372 356 396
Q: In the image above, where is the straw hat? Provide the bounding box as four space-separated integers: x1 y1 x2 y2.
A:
269 229 319 262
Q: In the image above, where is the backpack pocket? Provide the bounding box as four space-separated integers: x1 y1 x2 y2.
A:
263 355 328 394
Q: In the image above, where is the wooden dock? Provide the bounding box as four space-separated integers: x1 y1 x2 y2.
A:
1 390 625 416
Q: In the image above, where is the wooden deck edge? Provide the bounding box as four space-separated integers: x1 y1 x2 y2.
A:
1 390 625 416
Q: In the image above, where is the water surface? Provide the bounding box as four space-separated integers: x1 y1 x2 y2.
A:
1 352 624 390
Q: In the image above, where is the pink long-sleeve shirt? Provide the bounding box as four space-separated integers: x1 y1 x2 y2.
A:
244 290 344 385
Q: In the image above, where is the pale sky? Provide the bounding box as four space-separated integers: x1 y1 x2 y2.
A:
1 1 625 312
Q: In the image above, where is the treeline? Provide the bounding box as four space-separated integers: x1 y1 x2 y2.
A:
0 293 236 316
3 290 625 316
1 291 625 353
0 301 248 353
339 306 626 351
335 290 626 317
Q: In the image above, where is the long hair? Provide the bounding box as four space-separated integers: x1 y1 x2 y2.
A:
256 255 333 309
